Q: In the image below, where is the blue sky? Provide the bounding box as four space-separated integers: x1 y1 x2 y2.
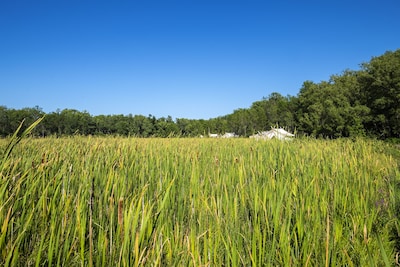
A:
1 0 399 119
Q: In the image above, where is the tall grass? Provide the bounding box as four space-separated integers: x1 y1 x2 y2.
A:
0 133 399 266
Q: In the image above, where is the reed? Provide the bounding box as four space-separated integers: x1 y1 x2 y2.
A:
0 133 399 266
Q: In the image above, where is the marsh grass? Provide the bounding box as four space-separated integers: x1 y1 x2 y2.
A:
0 133 399 266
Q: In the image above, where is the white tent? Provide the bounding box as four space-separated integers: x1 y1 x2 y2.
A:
221 132 238 138
250 127 295 140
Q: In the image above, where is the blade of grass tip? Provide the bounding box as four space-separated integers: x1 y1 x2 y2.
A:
1 117 44 170
20 116 44 138
1 120 25 169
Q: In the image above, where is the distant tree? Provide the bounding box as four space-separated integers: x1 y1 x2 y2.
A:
207 117 228 135
58 109 82 135
248 100 268 132
176 118 205 136
226 108 253 136
43 111 61 136
175 118 189 136
114 115 129 135
296 74 369 138
155 116 179 137
78 110 94 135
247 92 296 133
131 115 154 137
358 50 400 138
4 106 46 136
0 106 11 136
297 81 350 137
329 71 369 137
93 115 109 135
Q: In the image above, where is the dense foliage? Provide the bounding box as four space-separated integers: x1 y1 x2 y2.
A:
1 49 399 138
1 135 399 266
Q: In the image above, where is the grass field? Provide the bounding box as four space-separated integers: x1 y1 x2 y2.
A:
1 133 400 266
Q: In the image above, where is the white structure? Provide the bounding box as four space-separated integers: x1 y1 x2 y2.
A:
209 133 219 138
250 127 295 141
221 132 238 138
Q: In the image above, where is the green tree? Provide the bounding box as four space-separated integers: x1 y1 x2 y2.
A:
155 116 179 137
226 108 253 136
359 50 400 138
329 71 369 137
247 93 296 133
0 106 11 136
248 100 268 132
131 115 154 137
43 111 61 136
58 109 91 135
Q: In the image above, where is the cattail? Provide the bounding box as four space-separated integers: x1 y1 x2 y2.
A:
363 224 368 244
118 197 124 228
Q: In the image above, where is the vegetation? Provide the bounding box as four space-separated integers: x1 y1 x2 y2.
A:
1 49 399 139
1 118 400 265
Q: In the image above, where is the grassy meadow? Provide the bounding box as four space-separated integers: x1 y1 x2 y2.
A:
1 133 400 266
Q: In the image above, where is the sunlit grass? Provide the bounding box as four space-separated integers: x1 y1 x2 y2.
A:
1 135 399 266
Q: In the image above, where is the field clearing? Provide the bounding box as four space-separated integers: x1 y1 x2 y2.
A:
1 136 400 266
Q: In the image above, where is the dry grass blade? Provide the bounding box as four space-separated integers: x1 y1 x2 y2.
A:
1 117 44 171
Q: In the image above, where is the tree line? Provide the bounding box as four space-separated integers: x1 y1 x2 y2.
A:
1 49 399 139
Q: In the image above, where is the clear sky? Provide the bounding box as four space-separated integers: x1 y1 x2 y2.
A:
1 0 399 119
